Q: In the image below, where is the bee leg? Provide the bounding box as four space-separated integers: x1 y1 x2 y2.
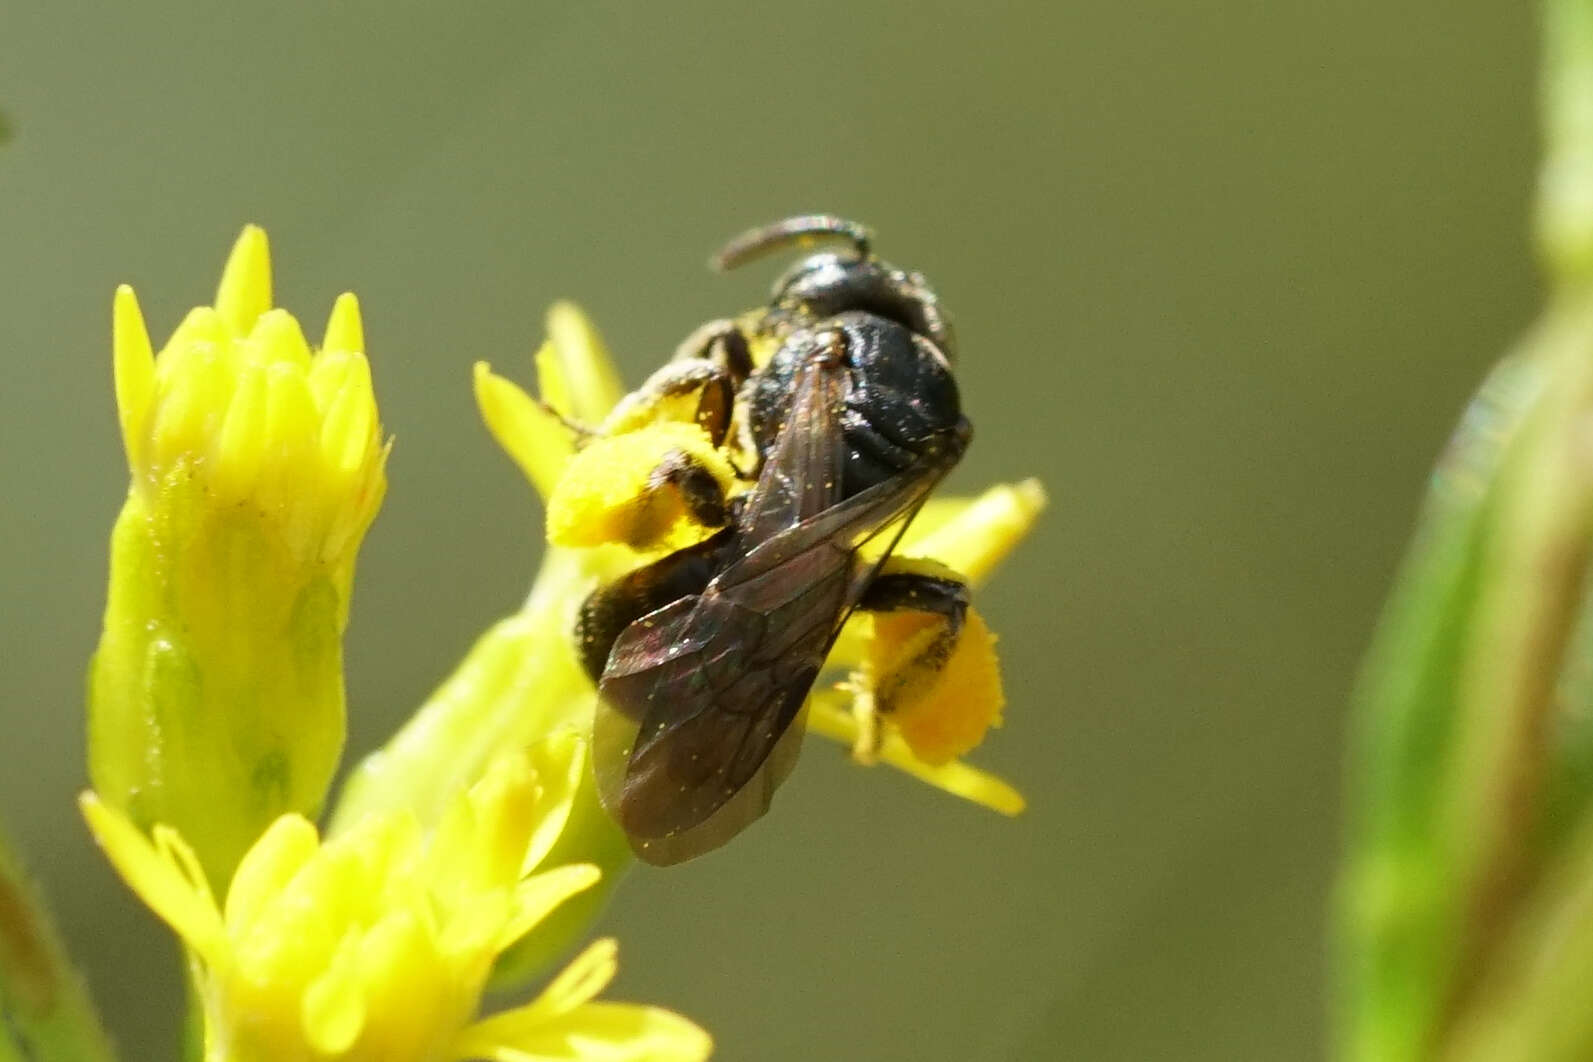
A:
574 529 732 686
646 448 729 532
533 398 600 443
847 567 970 761
856 568 969 635
672 317 755 383
600 355 740 448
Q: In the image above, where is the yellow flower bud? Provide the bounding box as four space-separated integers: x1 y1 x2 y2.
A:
88 226 388 887
337 302 636 987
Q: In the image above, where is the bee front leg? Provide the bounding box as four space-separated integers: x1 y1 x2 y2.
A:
599 320 754 448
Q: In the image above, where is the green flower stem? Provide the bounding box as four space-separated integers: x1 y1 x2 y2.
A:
0 830 115 1062
1436 296 1593 998
331 547 632 984
1446 811 1593 1062
1336 6 1593 1057
1540 0 1593 289
1336 341 1540 1062
1336 293 1593 1062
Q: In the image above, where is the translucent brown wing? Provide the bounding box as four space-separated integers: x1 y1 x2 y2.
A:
729 336 848 548
593 465 954 863
592 337 960 863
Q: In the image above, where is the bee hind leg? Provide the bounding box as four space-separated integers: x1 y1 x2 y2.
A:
856 565 969 634
845 563 970 761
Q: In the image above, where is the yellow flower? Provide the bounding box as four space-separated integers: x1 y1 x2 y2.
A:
480 303 1044 818
88 226 388 888
334 303 636 988
81 743 710 1062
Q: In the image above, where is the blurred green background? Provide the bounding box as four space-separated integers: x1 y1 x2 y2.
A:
0 2 1541 1058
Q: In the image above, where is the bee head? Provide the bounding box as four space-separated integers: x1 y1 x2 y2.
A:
712 215 957 362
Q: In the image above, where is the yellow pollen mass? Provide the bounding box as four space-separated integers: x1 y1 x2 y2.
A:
865 605 1005 765
546 423 736 553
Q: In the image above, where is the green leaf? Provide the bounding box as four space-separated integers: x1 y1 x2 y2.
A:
1338 296 1593 1061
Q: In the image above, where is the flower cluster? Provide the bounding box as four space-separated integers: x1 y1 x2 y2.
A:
83 232 709 1061
82 741 708 1062
475 304 1043 817
80 226 1041 1061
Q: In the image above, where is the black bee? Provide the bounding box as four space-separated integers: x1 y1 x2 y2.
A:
577 215 973 864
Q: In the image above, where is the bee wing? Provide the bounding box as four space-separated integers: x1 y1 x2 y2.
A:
592 334 962 863
594 454 957 863
593 582 839 864
731 336 849 546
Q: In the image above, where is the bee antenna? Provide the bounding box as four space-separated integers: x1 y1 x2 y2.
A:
710 214 873 272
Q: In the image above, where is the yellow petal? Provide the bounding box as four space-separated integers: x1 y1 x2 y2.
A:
495 865 603 954
308 346 355 408
533 936 618 1018
78 793 225 960
151 823 221 927
152 344 227 464
875 737 1024 816
534 338 573 423
213 362 269 499
455 1000 713 1062
462 751 541 891
246 307 313 370
215 224 273 337
112 285 155 470
443 887 512 958
900 479 1047 585
545 301 623 423
806 699 1026 816
263 362 320 485
231 816 410 982
224 814 320 936
521 731 586 874
475 361 576 501
322 292 365 354
350 909 456 1061
302 928 366 1054
320 352 378 475
162 304 229 356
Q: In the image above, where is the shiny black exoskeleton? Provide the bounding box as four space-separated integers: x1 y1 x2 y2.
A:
746 309 964 497
718 214 957 362
582 215 973 864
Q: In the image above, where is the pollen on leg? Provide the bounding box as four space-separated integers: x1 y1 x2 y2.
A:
546 423 736 552
865 607 1005 765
